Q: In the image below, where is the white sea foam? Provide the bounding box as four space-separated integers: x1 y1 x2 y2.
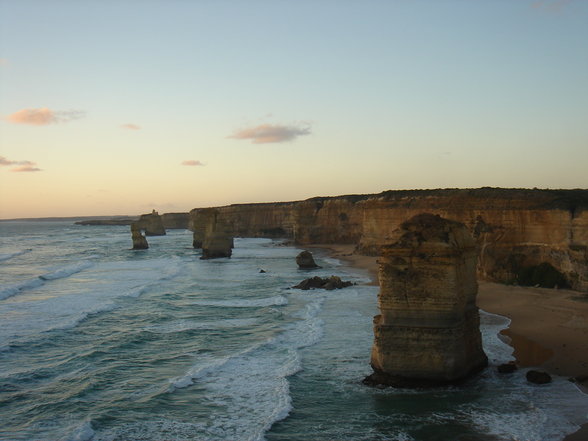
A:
190 295 288 308
0 249 32 262
60 421 95 441
163 292 327 440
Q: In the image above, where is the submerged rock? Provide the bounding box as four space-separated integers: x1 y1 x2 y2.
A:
497 361 518 374
296 250 320 269
130 223 149 249
293 275 353 290
526 370 552 384
367 213 488 387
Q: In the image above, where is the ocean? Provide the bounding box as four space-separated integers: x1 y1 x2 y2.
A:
0 221 587 441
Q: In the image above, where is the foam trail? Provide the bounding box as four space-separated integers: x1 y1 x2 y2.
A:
190 295 288 308
60 420 95 441
40 261 94 280
0 249 32 262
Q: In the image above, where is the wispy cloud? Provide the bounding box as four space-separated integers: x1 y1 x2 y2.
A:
6 108 85 126
0 156 42 172
531 0 571 12
11 165 42 172
181 160 204 166
228 123 311 144
0 58 8 67
121 123 141 130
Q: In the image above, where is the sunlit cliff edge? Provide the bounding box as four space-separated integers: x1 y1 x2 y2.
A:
188 188 588 292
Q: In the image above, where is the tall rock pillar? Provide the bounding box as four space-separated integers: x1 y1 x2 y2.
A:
130 222 149 250
200 209 233 260
366 213 487 387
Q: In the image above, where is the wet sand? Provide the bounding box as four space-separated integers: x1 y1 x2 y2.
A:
309 244 588 441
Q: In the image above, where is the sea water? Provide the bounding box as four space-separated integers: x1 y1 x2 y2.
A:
0 221 587 441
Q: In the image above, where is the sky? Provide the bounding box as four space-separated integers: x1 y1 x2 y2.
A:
0 0 587 219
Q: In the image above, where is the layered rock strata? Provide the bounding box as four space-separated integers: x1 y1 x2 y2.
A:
131 223 149 249
366 214 487 386
188 189 588 291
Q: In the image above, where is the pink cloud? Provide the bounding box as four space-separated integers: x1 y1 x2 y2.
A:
121 123 141 130
0 156 38 168
11 165 42 172
6 108 84 126
0 58 8 67
228 123 311 144
181 160 204 166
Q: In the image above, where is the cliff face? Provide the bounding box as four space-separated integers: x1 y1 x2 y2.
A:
368 214 487 385
161 212 190 229
189 188 588 291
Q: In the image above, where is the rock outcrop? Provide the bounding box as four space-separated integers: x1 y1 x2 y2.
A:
526 370 552 384
187 188 588 291
296 250 320 269
292 275 353 290
136 210 166 236
131 223 149 249
365 214 487 387
199 209 233 260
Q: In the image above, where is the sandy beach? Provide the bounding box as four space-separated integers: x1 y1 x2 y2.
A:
313 244 588 441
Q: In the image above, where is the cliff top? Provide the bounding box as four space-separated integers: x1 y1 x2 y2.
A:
190 188 588 214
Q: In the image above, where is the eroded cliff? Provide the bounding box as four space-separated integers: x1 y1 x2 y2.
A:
189 188 588 291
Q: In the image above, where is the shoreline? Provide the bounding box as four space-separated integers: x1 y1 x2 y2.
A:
308 244 588 441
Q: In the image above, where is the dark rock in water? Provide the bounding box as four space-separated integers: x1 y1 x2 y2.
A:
497 361 518 374
362 369 480 388
293 275 353 290
526 370 552 384
259 269 266 273
130 223 149 250
296 250 320 269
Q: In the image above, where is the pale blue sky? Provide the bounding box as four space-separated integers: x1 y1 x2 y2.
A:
1 0 587 218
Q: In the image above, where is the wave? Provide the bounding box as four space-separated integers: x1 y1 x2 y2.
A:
148 318 259 335
162 293 328 440
0 261 95 301
190 295 288 308
40 261 94 281
0 278 45 300
0 249 32 262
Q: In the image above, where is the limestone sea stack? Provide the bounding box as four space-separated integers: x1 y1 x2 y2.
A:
131 223 149 249
137 210 166 236
365 213 487 387
200 209 233 259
